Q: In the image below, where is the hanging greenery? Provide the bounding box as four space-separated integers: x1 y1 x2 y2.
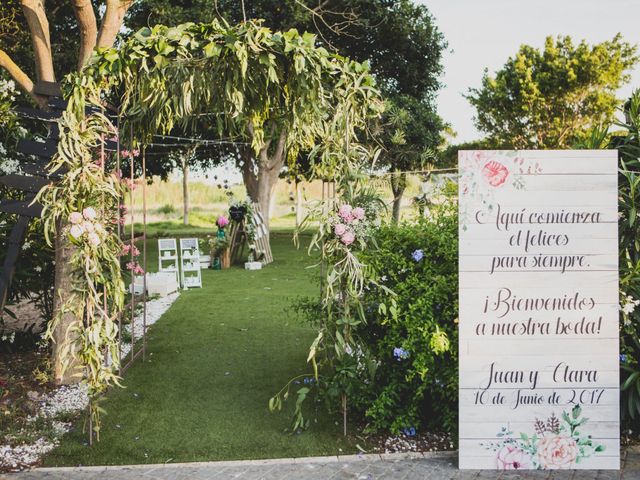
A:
35 18 382 438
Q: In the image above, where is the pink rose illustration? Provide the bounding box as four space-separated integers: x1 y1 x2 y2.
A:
496 445 533 470
341 230 355 246
473 150 494 163
334 223 347 236
482 160 509 187
537 435 578 469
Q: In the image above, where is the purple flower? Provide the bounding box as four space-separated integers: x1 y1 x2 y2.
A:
402 427 416 436
621 354 628 363
412 249 424 262
393 347 409 360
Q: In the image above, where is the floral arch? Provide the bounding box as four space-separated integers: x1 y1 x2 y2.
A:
36 18 381 436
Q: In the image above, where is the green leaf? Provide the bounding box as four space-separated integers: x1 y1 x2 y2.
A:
204 42 221 58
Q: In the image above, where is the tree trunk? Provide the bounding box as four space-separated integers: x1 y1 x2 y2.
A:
295 181 303 227
51 222 82 384
240 129 287 230
391 171 407 224
2 0 133 388
182 159 189 226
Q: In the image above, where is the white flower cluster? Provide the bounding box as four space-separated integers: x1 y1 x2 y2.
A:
0 79 17 102
621 294 640 315
68 207 106 246
0 157 21 176
0 332 15 344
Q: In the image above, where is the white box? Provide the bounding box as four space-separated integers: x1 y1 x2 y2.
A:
244 261 262 270
146 272 179 296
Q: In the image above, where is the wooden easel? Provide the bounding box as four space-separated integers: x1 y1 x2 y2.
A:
228 203 273 265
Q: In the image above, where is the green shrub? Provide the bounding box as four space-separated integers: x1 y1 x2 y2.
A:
156 203 176 215
354 201 458 435
616 91 640 424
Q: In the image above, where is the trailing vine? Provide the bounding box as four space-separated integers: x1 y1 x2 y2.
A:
37 18 382 438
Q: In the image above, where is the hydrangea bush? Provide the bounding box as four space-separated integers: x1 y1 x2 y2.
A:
355 199 458 435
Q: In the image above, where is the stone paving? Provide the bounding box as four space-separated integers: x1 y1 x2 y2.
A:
4 450 640 480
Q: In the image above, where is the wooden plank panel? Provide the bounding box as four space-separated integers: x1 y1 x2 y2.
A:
14 107 61 122
0 198 43 217
16 139 57 158
34 80 61 97
0 215 32 311
0 174 49 193
458 150 619 470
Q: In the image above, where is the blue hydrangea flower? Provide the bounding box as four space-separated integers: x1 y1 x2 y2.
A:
393 347 410 360
402 426 416 436
411 249 424 262
620 354 628 363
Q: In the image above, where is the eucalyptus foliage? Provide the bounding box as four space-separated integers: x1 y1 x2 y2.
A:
37 19 381 438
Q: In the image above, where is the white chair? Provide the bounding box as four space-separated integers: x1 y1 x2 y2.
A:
158 238 179 285
179 238 202 288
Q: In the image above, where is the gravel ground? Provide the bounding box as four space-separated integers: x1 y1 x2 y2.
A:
1 293 180 473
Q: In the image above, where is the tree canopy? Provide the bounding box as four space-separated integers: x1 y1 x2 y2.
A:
128 0 446 100
466 34 638 149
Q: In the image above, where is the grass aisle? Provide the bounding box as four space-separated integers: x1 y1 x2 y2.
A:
44 232 354 466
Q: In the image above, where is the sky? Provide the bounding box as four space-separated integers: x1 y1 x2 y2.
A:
420 0 640 142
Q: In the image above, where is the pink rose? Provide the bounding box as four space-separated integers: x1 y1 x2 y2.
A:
341 230 355 246
69 212 83 224
338 204 353 221
482 161 509 187
496 445 532 470
217 215 229 228
83 207 97 221
69 224 84 239
87 232 101 246
537 435 579 469
352 207 365 220
334 223 347 236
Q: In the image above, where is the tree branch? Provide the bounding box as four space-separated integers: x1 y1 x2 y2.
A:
20 0 55 82
72 0 98 69
96 0 133 49
0 49 47 107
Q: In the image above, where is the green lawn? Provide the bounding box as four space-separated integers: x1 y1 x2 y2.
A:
44 231 357 466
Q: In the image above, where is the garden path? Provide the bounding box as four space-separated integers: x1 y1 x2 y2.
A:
7 450 640 479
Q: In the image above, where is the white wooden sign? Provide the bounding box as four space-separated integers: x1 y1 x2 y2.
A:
458 150 619 470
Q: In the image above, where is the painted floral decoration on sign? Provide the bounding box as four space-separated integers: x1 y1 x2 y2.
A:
459 150 543 228
484 405 605 470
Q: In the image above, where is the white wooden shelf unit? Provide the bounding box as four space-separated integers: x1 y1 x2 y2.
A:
158 238 179 285
179 238 202 288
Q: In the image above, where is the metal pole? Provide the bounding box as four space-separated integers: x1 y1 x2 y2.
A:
142 146 147 361
116 114 123 371
129 124 135 364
